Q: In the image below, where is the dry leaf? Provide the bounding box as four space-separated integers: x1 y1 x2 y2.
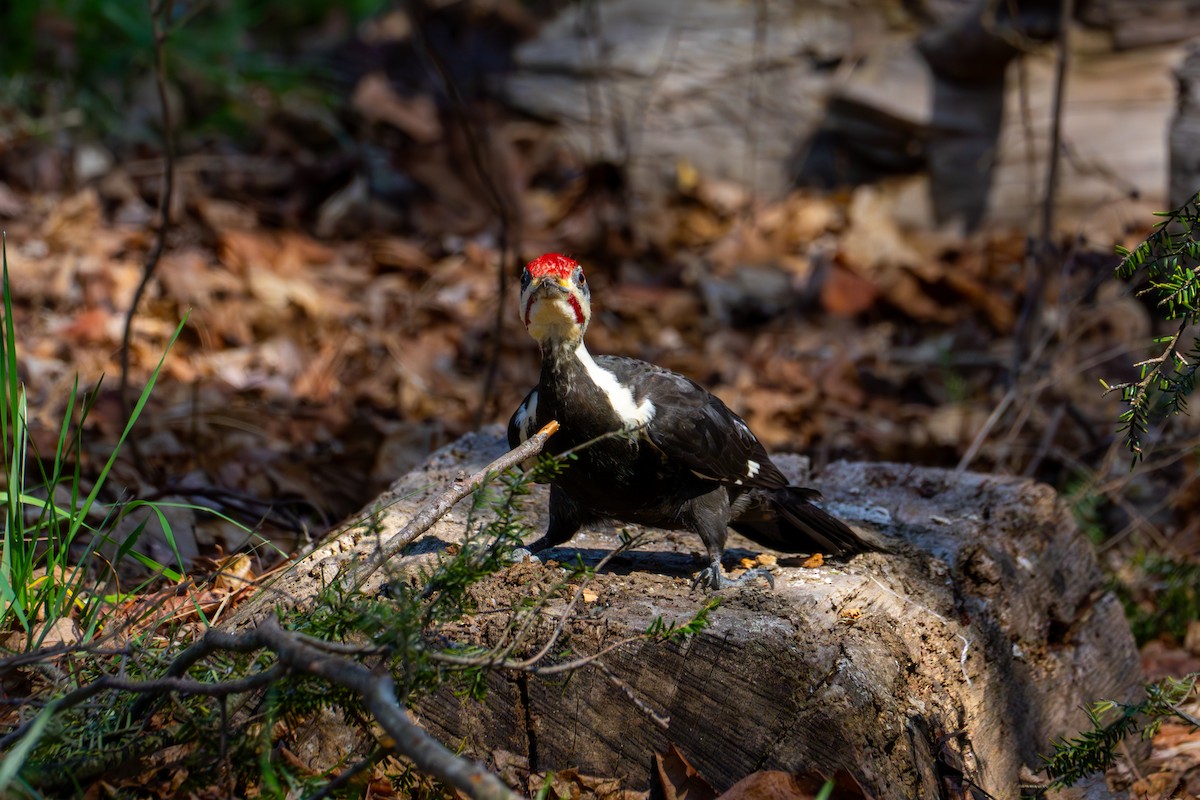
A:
194 196 257 232
718 769 869 800
56 307 116 345
353 73 441 143
213 553 256 592
880 269 955 323
1130 772 1180 800
719 771 823 800
676 158 700 193
821 266 878 316
219 228 279 274
41 188 102 251
370 235 434 272
27 617 82 650
653 744 717 800
158 248 242 307
785 195 841 242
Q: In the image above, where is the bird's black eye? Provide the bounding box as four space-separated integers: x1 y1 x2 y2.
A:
521 271 532 287
576 269 586 285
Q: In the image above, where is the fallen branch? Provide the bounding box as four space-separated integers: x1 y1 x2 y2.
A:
9 616 524 800
253 615 522 800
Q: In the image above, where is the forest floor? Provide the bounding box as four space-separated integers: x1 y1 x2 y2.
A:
2 9 1200 796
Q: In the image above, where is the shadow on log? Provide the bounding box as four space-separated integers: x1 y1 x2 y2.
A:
243 428 1141 797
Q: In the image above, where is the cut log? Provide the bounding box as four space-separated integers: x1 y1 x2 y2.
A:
253 428 1142 797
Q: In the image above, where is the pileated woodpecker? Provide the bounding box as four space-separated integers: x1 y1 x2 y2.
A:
508 253 875 588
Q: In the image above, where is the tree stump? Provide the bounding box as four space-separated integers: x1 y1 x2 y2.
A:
244 428 1141 797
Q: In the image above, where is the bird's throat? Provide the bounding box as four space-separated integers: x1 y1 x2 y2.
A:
526 295 585 347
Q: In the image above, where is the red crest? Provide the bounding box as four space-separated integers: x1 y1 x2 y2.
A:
526 253 579 280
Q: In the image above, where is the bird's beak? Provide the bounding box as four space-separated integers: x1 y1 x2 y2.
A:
523 274 582 331
530 276 573 294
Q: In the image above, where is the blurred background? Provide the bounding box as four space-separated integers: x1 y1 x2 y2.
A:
0 0 1198 668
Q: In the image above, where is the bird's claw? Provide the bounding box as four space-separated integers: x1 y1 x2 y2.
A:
691 567 718 591
733 567 776 589
691 565 775 591
506 547 541 564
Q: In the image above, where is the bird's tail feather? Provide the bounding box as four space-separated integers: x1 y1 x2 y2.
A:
731 487 879 556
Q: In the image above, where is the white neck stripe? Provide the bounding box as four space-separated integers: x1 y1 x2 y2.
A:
574 343 656 428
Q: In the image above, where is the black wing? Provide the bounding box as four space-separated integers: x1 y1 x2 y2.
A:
597 356 789 490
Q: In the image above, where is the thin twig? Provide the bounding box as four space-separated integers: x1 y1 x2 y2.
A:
1021 402 1065 477
627 23 681 168
119 0 177 472
126 623 274 718
581 0 635 243
595 660 670 730
428 634 644 675
289 629 387 656
1040 0 1073 247
347 420 559 590
405 0 517 427
472 528 646 673
1011 0 1073 374
1172 703 1200 729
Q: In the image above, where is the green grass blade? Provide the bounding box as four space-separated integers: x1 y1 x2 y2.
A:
65 314 190 566
0 233 14 469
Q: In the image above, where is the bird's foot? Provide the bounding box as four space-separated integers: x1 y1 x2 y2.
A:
506 547 541 564
691 565 775 591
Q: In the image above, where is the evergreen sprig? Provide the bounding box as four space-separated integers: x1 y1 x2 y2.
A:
1041 674 1199 789
646 597 720 643
1103 191 1200 463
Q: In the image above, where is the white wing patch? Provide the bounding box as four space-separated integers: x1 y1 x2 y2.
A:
515 389 539 442
575 344 656 428
746 460 760 478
